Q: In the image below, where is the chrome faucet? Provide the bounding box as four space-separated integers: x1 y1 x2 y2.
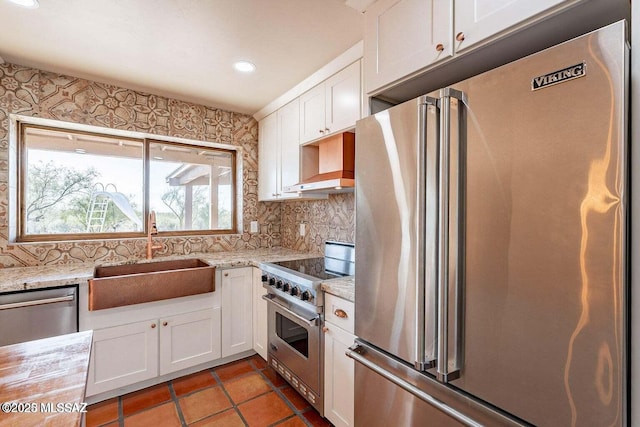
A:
146 210 162 259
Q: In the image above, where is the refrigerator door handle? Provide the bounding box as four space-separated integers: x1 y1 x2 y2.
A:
436 88 467 383
416 96 439 371
347 344 483 427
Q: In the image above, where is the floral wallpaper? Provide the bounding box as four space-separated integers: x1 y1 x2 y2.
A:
0 63 281 267
0 62 356 268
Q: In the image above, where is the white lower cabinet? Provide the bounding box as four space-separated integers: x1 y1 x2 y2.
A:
87 319 159 396
324 294 355 427
252 268 268 360
86 308 221 396
221 267 254 357
159 308 221 375
84 266 261 399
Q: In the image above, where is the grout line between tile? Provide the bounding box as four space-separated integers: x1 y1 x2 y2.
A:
255 362 315 427
268 414 301 427
168 381 188 427
92 355 327 427
117 395 123 426
210 368 251 426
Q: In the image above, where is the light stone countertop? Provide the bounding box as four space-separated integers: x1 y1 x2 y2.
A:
0 248 322 294
321 275 355 302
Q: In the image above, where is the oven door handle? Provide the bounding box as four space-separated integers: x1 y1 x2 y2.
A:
262 294 319 327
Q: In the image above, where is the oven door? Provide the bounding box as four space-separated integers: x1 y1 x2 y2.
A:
264 294 321 395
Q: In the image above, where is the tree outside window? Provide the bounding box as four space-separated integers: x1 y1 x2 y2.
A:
18 124 236 241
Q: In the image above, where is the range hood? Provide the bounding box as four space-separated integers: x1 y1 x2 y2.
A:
284 132 355 194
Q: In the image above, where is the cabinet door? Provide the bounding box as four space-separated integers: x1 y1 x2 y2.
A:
325 61 362 135
278 98 301 199
159 308 221 375
258 112 279 201
252 268 268 360
364 0 453 94
299 84 327 144
86 320 159 396
324 322 355 427
221 267 254 358
454 0 566 52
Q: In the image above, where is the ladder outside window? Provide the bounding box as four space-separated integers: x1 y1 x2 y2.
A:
86 184 116 233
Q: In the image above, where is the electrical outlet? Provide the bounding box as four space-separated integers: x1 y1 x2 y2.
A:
250 221 258 233
299 223 306 236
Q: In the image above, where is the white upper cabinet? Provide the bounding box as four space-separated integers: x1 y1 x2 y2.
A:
364 0 453 94
258 112 279 201
454 0 566 52
325 61 362 139
300 84 327 144
363 0 575 94
300 61 362 144
259 99 318 201
279 98 302 194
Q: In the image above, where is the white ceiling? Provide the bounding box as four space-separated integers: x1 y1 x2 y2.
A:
0 0 364 115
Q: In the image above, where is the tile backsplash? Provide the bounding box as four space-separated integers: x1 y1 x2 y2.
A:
281 193 355 254
0 63 278 267
0 63 355 267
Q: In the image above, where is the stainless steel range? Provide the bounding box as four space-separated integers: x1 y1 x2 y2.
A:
259 241 354 416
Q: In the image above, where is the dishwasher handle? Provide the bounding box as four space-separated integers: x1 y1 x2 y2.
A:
0 295 75 311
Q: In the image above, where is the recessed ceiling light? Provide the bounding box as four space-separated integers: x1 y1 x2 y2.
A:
7 0 39 9
74 148 87 154
233 61 256 73
153 156 164 160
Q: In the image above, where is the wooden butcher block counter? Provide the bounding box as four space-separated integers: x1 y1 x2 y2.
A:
0 331 92 427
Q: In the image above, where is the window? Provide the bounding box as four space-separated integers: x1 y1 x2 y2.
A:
17 123 237 241
149 141 234 232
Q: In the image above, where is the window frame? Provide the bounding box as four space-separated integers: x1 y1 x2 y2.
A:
146 138 237 237
15 119 239 242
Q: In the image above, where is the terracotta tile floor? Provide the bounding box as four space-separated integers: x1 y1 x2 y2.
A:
86 355 333 427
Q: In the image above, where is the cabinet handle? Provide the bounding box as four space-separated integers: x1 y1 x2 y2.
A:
224 272 229 277
456 32 465 42
272 193 277 197
319 129 325 134
151 323 156 329
325 128 330 133
162 321 168 326
323 326 329 333
436 43 444 52
334 309 348 319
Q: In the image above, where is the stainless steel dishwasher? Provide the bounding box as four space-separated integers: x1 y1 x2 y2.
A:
0 285 78 346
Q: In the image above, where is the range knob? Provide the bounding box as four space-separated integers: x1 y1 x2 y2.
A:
282 282 290 292
269 277 276 286
261 274 268 283
290 286 300 296
276 280 283 289
301 290 311 301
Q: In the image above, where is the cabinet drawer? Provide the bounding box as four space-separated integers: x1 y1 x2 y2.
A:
324 293 354 334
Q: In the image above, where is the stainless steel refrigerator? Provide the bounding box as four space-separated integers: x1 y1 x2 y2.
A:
350 21 628 427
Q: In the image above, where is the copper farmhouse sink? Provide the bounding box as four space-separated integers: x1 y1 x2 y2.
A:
88 259 215 310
